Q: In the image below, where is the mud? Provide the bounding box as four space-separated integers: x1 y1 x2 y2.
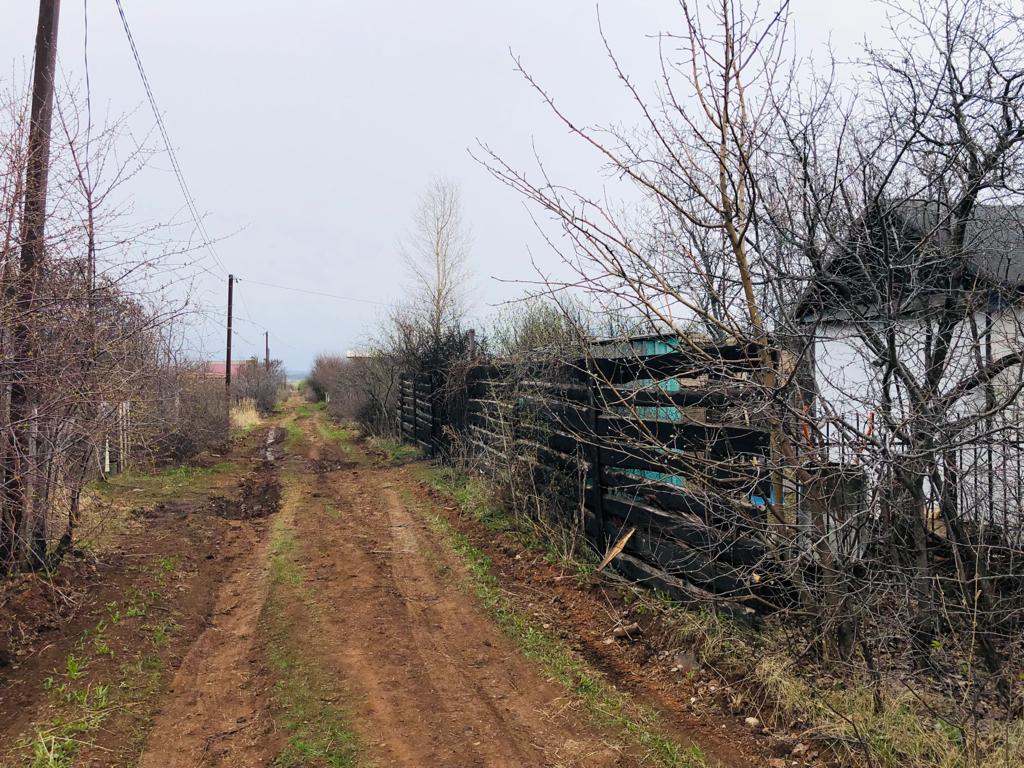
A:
264 426 287 461
138 520 275 768
287 452 640 766
212 470 281 520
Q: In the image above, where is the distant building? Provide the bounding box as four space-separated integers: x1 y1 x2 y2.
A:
203 360 244 380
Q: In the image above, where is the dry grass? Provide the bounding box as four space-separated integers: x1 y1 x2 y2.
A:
230 398 262 432
745 651 1024 768
631 594 1024 768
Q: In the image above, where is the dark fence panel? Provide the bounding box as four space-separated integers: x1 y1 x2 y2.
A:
398 343 787 620
398 372 437 457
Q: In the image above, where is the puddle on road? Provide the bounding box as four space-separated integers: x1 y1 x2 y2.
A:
210 428 285 520
265 427 287 461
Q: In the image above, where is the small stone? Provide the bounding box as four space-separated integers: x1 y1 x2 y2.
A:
744 716 760 728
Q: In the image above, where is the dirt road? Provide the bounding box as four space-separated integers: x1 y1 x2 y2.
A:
0 401 768 767
136 405 645 767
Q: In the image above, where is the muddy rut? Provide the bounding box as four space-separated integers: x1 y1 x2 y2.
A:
138 448 282 767
136 415 635 766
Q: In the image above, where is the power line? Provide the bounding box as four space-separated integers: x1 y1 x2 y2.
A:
229 282 304 356
113 0 227 278
235 277 389 307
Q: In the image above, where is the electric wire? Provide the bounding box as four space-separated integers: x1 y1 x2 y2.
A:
234 277 388 307
109 4 386 373
113 0 228 279
231 281 303 358
82 0 91 193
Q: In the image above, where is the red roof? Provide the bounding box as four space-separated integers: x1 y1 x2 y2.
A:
203 361 244 378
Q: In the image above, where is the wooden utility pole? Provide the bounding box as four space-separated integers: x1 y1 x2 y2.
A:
265 331 270 371
3 0 62 569
20 0 61 280
225 273 234 390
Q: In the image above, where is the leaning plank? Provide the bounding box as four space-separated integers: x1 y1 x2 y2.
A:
600 494 766 569
611 553 758 624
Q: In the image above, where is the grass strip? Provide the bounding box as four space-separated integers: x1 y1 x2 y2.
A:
265 503 364 767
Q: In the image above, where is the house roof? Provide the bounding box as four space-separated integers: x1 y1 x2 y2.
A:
796 201 1024 319
203 360 244 378
906 202 1024 284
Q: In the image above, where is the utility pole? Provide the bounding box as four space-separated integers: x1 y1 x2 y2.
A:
225 274 234 390
4 0 62 570
265 331 270 371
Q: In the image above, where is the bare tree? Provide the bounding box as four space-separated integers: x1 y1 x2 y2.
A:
0 73 206 571
468 0 1024 757
401 178 472 341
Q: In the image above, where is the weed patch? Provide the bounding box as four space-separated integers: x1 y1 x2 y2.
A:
95 461 236 503
269 517 302 588
317 419 356 454
231 399 263 433
367 437 420 463
417 465 594 577
267 636 362 768
284 422 304 448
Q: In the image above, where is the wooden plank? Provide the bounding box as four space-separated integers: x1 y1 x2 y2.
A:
600 494 766 568
611 553 758 623
514 423 582 455
601 468 766 529
466 414 583 460
584 379 606 549
465 363 513 381
597 415 770 453
591 346 765 385
596 385 759 410
511 437 581 468
598 444 704 477
493 380 591 404
607 518 750 596
516 395 591 434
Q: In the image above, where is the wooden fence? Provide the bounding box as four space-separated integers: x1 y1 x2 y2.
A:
398 372 438 458
399 342 791 619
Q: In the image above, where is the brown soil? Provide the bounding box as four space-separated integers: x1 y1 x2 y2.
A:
212 466 282 519
0 405 785 767
406 473 804 766
0 497 264 765
295 461 633 766
138 518 276 768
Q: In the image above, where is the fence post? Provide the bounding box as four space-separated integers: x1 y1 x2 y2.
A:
584 367 607 550
428 373 437 459
398 376 404 442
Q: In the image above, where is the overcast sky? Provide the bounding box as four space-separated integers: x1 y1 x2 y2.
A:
2 1 888 374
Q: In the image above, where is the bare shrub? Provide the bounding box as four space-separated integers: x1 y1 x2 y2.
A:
232 357 286 414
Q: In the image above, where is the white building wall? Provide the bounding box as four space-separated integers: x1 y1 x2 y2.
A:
810 307 1024 533
812 312 1000 430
